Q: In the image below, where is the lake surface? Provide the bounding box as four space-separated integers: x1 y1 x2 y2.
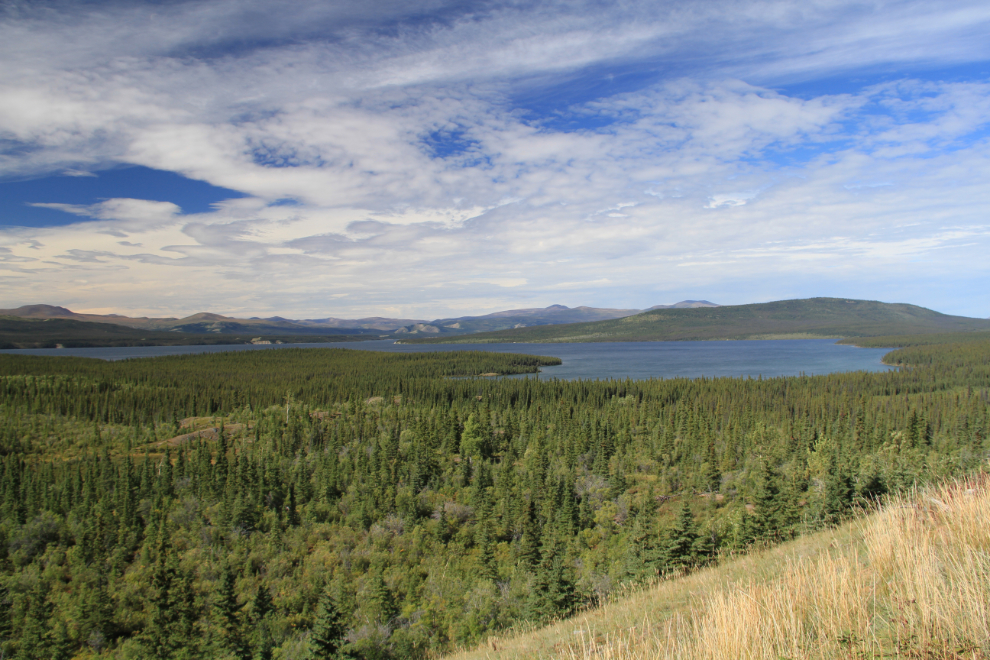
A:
0 338 895 381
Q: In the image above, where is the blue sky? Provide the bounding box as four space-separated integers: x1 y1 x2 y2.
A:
1 0 989 319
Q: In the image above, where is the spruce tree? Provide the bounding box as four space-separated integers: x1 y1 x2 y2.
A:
525 538 577 623
49 618 73 660
251 584 274 623
16 582 51 660
476 522 498 582
143 527 199 659
663 501 699 572
366 568 396 624
213 562 250 659
308 589 349 660
460 413 493 461
747 460 782 542
251 584 276 660
516 500 540 568
821 467 854 525
0 580 10 651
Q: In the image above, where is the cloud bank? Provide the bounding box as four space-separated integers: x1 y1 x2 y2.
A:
1 0 989 317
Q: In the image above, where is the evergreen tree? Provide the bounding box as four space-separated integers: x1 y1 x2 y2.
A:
0 580 11 653
746 460 782 542
626 497 662 580
250 584 276 660
699 438 720 493
476 522 498 582
49 619 73 660
285 484 301 526
251 583 274 623
516 500 540 568
16 583 51 660
213 562 250 659
663 500 699 572
821 467 854 526
459 413 489 460
855 459 887 508
366 568 396 624
525 538 577 623
81 573 116 650
143 528 199 659
308 589 350 660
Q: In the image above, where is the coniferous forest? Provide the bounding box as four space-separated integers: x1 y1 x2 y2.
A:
0 340 988 659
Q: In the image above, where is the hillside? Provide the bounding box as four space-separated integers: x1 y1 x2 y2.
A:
402 301 719 336
0 316 369 348
402 297 990 344
413 304 646 335
445 477 990 660
0 301 719 339
0 305 382 335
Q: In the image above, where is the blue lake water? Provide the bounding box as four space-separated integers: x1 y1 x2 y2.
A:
0 338 895 381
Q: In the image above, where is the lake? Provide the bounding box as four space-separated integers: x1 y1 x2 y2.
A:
0 338 895 380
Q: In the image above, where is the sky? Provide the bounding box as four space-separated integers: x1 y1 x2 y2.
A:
1 0 989 320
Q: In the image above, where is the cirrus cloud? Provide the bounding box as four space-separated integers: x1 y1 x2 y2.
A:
0 1 989 318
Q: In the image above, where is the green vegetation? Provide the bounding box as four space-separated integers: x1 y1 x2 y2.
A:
0 316 370 349
0 339 987 659
841 329 990 349
446 478 990 660
402 297 990 344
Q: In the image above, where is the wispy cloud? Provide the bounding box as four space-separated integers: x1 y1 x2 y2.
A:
0 1 989 317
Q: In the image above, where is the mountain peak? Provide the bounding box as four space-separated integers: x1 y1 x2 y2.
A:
179 312 231 322
0 304 78 318
647 300 720 310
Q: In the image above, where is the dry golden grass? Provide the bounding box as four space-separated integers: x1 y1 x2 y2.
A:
445 477 990 660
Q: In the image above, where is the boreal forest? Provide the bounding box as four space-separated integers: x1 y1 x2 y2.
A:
0 339 988 659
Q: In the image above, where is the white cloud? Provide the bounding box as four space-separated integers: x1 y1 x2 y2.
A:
30 199 181 230
0 1 989 318
706 191 760 209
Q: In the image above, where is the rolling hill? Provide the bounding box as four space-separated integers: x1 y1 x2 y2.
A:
400 297 990 344
0 316 369 349
0 305 384 336
0 302 719 339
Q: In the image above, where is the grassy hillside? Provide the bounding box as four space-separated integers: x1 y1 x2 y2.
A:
0 316 369 348
403 297 990 344
445 477 990 660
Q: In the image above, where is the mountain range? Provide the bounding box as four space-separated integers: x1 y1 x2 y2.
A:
4 298 988 350
399 297 990 344
0 301 719 337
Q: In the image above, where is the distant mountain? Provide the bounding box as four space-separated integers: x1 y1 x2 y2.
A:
1 302 716 337
10 299 986 347
399 298 990 344
411 304 651 335
0 305 381 336
646 300 719 310
0 316 368 349
296 317 429 332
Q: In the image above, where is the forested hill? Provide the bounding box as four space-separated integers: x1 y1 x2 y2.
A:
0 339 988 659
0 316 370 349
401 297 990 344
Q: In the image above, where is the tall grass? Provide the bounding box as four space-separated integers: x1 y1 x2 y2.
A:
446 477 990 659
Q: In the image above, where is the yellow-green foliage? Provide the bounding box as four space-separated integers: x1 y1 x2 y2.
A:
446 476 990 659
